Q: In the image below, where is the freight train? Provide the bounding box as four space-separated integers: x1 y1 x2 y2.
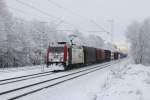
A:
46 42 126 70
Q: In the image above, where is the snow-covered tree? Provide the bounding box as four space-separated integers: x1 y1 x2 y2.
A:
126 21 143 64
87 35 104 48
126 19 150 65
0 0 14 67
104 42 117 51
68 30 105 48
140 19 150 64
0 0 114 67
0 0 59 67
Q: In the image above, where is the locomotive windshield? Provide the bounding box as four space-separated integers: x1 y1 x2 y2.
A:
48 46 64 62
50 47 64 53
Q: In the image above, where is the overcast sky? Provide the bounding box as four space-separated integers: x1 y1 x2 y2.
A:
5 0 150 46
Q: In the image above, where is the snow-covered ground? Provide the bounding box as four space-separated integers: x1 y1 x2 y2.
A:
18 58 129 100
0 60 115 100
96 60 150 100
17 58 150 100
1 58 150 100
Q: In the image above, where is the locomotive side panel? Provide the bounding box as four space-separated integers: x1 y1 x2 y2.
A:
71 46 84 64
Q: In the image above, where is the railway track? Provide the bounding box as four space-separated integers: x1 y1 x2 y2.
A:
0 60 119 100
0 71 54 85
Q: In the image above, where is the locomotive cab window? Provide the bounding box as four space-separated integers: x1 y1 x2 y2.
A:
50 47 64 53
48 47 64 62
